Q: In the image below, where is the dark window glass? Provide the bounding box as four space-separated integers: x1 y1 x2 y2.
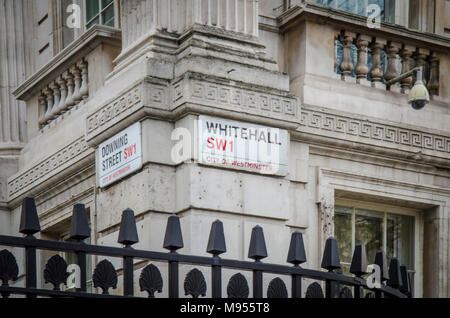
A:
355 209 383 264
102 5 115 27
334 206 353 262
86 0 99 22
86 0 114 29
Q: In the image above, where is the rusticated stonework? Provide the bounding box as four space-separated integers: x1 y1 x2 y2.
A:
300 106 450 154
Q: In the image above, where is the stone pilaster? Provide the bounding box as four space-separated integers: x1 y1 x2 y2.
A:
0 0 29 214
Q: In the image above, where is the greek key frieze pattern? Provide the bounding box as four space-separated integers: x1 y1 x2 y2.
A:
8 137 90 198
86 86 142 135
300 109 450 153
188 80 297 117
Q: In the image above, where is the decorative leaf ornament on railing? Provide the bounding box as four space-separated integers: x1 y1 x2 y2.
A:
44 254 70 291
0 249 18 298
184 268 207 298
305 282 324 298
227 273 249 298
0 249 19 285
93 259 118 295
267 277 288 298
139 264 163 298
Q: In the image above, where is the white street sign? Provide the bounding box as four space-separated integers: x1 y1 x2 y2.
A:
198 116 288 175
97 122 142 187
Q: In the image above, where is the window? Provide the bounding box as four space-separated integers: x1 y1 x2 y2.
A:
334 201 417 294
56 0 117 52
86 0 115 29
60 0 83 49
315 0 396 23
63 237 94 292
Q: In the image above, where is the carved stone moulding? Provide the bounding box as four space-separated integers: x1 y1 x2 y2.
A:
299 106 450 158
85 73 301 147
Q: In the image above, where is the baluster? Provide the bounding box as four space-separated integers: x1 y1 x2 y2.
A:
384 42 400 81
369 37 387 86
287 230 306 298
19 195 41 298
56 75 67 113
413 48 429 86
207 220 226 298
69 203 91 292
350 243 368 298
339 31 355 79
428 52 439 96
374 250 389 298
118 208 139 297
321 237 340 298
70 64 82 103
163 214 184 298
399 45 415 93
384 41 401 92
63 70 75 111
248 225 267 298
49 81 60 118
78 59 89 100
355 34 371 85
43 86 55 121
38 92 47 126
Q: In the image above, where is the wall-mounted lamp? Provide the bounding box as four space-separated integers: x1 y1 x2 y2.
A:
385 66 430 110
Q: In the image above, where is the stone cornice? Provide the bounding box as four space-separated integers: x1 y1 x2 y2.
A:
13 25 122 101
278 3 450 53
85 72 301 146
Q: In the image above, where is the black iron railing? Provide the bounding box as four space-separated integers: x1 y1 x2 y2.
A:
0 196 412 298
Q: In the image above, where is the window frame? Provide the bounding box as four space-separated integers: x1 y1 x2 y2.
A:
85 0 116 30
54 0 119 53
334 198 423 297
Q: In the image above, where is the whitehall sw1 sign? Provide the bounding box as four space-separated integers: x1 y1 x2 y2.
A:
198 116 288 175
97 122 142 187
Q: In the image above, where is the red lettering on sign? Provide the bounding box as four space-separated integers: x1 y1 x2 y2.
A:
205 137 233 152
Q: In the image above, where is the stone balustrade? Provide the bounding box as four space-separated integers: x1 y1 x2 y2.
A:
334 30 440 96
37 58 89 128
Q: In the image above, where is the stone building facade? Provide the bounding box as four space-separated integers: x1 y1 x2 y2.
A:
0 0 449 297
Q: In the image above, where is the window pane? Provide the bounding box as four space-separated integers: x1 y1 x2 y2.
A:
86 0 99 22
62 0 75 48
386 213 414 269
368 0 385 21
384 0 396 23
338 0 356 14
334 206 353 264
86 16 100 29
102 5 115 27
355 209 383 264
356 0 366 15
316 0 336 8
102 0 113 9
